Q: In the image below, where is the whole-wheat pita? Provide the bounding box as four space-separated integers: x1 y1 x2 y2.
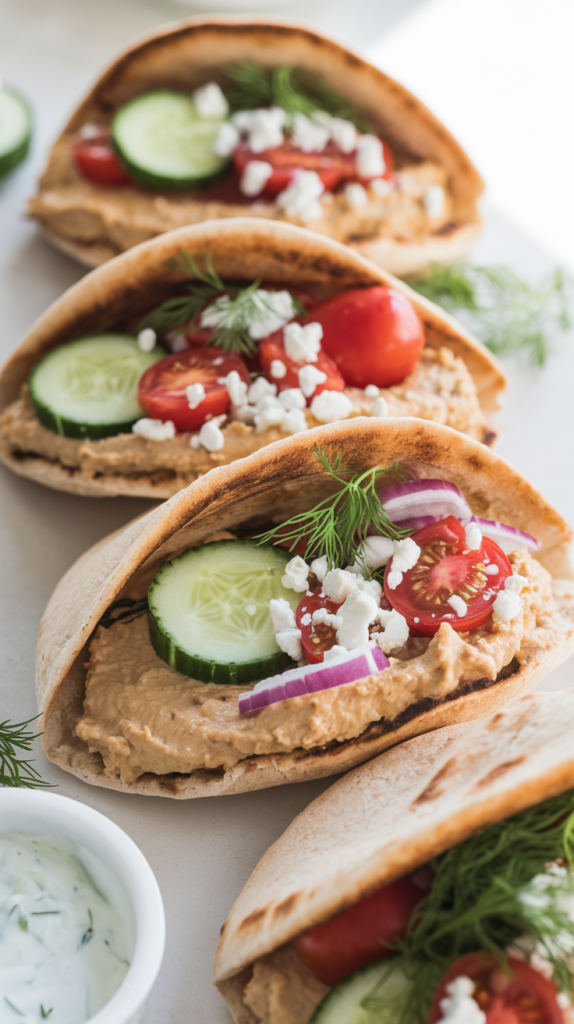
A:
212 686 574 1019
0 219 504 500
28 17 483 277
37 417 574 800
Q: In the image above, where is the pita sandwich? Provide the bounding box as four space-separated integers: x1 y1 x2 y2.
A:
213 687 574 1024
37 416 574 801
0 219 504 500
28 16 483 277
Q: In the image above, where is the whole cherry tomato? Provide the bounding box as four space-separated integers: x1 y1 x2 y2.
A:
72 129 132 186
428 952 565 1024
258 332 345 401
296 588 342 664
304 286 425 389
384 516 512 637
295 867 432 986
137 347 249 432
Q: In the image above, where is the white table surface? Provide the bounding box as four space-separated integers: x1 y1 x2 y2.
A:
1 1 573 1021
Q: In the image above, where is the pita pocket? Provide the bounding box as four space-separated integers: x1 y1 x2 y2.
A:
0 219 504 500
28 16 483 277
37 417 574 800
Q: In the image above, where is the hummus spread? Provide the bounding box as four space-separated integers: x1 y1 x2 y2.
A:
76 550 554 786
0 347 488 487
30 136 453 261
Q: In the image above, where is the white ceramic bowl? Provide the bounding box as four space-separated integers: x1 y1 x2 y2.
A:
0 788 165 1024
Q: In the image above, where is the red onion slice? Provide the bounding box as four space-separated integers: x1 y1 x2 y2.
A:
379 479 471 524
238 641 389 714
468 516 540 554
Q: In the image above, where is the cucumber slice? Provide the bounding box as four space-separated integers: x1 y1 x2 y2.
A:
311 961 410 1024
0 85 32 177
111 91 231 190
148 540 301 685
29 334 164 439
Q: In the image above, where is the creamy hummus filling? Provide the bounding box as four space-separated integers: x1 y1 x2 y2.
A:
30 140 453 259
76 551 552 786
0 347 488 483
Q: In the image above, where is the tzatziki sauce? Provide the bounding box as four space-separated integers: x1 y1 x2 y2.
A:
0 832 130 1024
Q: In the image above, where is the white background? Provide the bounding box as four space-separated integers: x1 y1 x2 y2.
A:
1 1 573 1021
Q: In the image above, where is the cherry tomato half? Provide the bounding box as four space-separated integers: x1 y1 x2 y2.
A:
384 516 513 637
137 347 250 432
258 331 345 400
295 867 432 987
429 952 565 1024
305 286 424 389
72 130 132 186
234 141 353 197
296 588 342 664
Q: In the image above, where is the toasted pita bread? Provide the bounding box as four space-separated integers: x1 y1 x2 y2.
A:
213 686 574 1016
28 16 483 277
0 219 504 499
37 417 574 801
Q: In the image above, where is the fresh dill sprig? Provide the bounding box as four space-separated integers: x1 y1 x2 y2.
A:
256 448 410 569
0 716 53 789
136 252 304 356
223 62 376 132
411 263 573 367
366 788 574 1024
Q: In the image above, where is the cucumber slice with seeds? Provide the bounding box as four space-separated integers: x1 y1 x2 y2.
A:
29 334 164 439
112 91 231 190
148 540 301 685
311 961 410 1024
0 85 32 177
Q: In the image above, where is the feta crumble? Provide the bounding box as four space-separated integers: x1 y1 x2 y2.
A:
323 645 348 662
299 364 328 398
198 416 226 452
312 607 342 630
447 594 468 618
505 573 528 594
322 568 359 603
375 609 410 653
386 537 422 589
219 369 248 408
278 388 306 411
281 556 310 593
269 598 297 632
275 628 302 661
192 82 229 119
239 159 273 198
345 183 368 207
310 555 328 583
492 589 523 622
270 359 287 379
310 390 353 422
137 328 157 352
364 384 380 398
132 418 175 441
201 289 296 341
424 184 445 218
284 321 323 364
328 116 357 153
336 590 380 650
277 170 325 221
254 401 285 431
437 976 485 1024
370 396 389 418
370 177 393 198
248 377 277 404
359 535 395 570
213 120 240 157
281 409 308 434
291 112 330 153
186 382 206 409
464 522 483 551
485 563 500 575
232 106 286 153
356 135 385 178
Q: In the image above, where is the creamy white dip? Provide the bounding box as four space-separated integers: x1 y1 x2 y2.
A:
0 832 129 1024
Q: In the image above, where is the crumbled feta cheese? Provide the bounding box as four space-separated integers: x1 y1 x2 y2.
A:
269 598 297 632
356 134 385 177
275 628 302 661
132 418 175 441
312 607 342 629
198 416 226 452
190 435 201 449
281 556 310 593
270 359 287 379
213 120 240 157
424 184 445 218
492 589 523 622
437 977 485 1024
345 183 368 207
79 123 102 138
301 613 312 626
310 390 353 422
323 645 348 662
465 522 483 551
310 555 328 582
201 289 296 341
558 993 572 1010
447 594 468 618
186 382 206 409
254 403 285 431
360 535 395 570
278 388 306 411
299 364 328 398
375 609 410 653
370 177 393 197
276 170 325 221
218 369 248 408
137 328 157 352
336 590 380 650
248 377 277 405
193 82 229 119
344 565 365 578
232 106 286 153
386 571 403 591
328 117 357 153
505 573 528 594
364 384 380 398
291 112 330 153
232 404 257 425
486 563 500 575
370 396 389 418
392 537 422 573
283 321 323 364
239 159 273 197
281 409 308 434
358 578 383 602
322 568 359 603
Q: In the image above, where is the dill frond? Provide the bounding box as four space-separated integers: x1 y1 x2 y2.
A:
0 716 53 789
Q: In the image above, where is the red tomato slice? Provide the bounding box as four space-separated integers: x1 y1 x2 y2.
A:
384 516 513 637
428 952 565 1024
258 331 345 400
234 138 394 198
296 588 342 664
72 130 132 186
295 867 432 987
137 348 249 432
304 286 424 389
